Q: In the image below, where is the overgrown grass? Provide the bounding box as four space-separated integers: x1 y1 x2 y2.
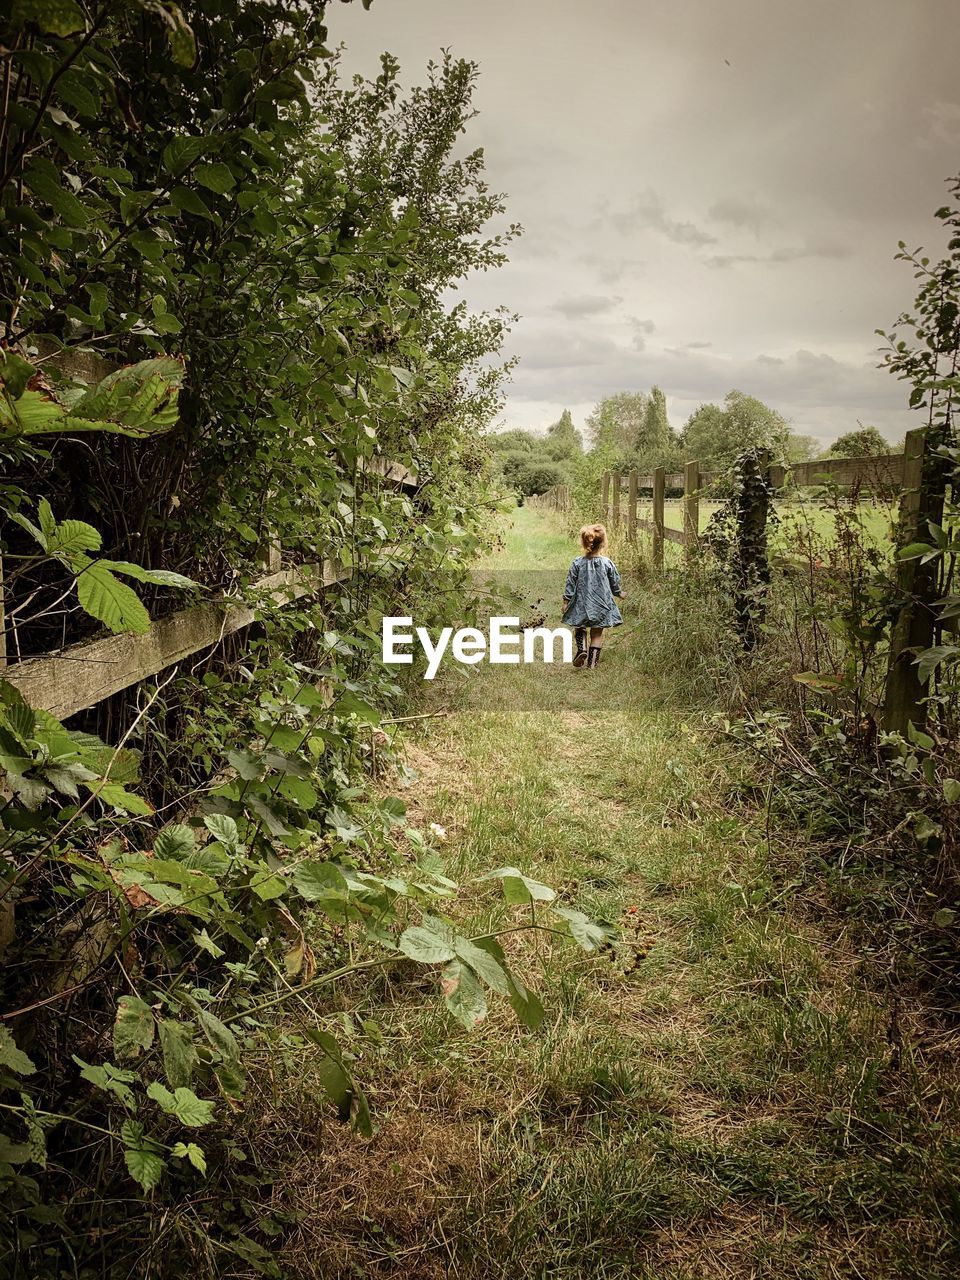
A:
260 505 960 1280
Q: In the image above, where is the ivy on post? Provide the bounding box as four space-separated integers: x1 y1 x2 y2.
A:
611 472 621 528
652 466 665 569
883 427 946 734
731 448 771 650
627 469 638 543
683 460 699 562
601 471 611 522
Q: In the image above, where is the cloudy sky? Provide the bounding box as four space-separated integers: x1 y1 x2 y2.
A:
330 0 960 447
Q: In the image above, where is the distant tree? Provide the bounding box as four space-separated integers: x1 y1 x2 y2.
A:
784 433 818 464
681 390 792 471
545 408 583 460
585 389 680 470
498 449 534 487
487 428 538 454
825 426 891 458
518 459 567 496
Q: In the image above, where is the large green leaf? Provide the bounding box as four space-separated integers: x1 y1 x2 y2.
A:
477 866 556 905
0 1027 36 1076
124 1146 166 1191
76 562 151 634
398 924 456 964
441 958 487 1028
159 1020 197 1089
10 0 85 35
113 995 156 1060
146 1081 215 1127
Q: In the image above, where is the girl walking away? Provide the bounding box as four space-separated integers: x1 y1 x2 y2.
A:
562 523 624 668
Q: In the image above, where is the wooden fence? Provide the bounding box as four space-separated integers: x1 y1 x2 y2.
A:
0 455 419 720
535 436 943 735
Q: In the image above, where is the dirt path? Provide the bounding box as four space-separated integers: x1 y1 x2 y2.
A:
278 506 959 1280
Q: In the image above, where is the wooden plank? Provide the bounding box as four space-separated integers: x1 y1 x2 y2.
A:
611 472 621 527
664 472 684 490
652 467 665 569
683 460 700 561
785 454 904 489
4 560 347 720
359 456 419 488
627 469 638 543
601 471 610 521
636 518 684 545
883 429 943 733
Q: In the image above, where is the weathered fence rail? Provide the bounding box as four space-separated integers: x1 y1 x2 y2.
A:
1 457 418 720
535 439 942 736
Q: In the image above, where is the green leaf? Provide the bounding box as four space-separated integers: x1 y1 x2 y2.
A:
84 780 153 815
162 136 208 175
194 163 235 194
203 813 239 852
76 562 151 634
155 824 196 860
198 1010 239 1063
897 542 936 561
933 908 956 928
159 1020 197 1089
916 645 960 685
171 1141 206 1173
553 906 615 952
10 0 85 35
397 925 456 964
47 518 102 557
146 1081 215 1127
124 1146 165 1191
99 561 196 589
453 936 509 994
0 1027 36 1076
441 959 487 1027
291 861 349 902
170 185 214 219
113 995 155 1060
943 778 960 804
478 866 556 905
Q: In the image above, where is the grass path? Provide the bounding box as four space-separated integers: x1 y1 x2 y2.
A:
277 506 959 1280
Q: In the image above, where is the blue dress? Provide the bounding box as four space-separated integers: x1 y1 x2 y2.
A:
562 555 623 628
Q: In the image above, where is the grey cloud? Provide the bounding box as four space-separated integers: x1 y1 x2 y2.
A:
708 196 778 235
607 189 718 248
550 293 622 319
706 239 853 269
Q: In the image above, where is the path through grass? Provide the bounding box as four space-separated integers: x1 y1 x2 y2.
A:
274 505 960 1280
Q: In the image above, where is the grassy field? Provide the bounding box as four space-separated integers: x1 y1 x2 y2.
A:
637 497 899 551
268 505 959 1279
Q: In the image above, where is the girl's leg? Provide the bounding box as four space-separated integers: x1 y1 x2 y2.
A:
573 627 588 667
587 627 605 668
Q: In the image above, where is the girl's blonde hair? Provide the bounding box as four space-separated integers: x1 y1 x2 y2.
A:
580 523 608 556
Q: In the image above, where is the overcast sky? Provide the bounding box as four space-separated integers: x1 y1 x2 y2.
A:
330 0 960 447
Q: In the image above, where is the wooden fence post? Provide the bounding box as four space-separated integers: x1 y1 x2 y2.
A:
683 460 699 562
0 552 6 670
601 471 610 521
652 466 665 569
611 472 621 528
627 469 638 543
883 428 945 734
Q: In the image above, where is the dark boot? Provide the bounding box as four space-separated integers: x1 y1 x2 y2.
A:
573 627 588 667
587 645 602 668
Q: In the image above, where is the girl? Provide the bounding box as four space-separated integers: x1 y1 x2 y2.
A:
562 523 624 668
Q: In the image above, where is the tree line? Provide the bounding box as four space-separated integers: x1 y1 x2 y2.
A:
490 389 902 496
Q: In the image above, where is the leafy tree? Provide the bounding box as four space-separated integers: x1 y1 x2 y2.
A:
826 426 893 458
681 390 793 472
585 390 679 471
518 460 567 496
488 428 537 454
545 408 583 460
